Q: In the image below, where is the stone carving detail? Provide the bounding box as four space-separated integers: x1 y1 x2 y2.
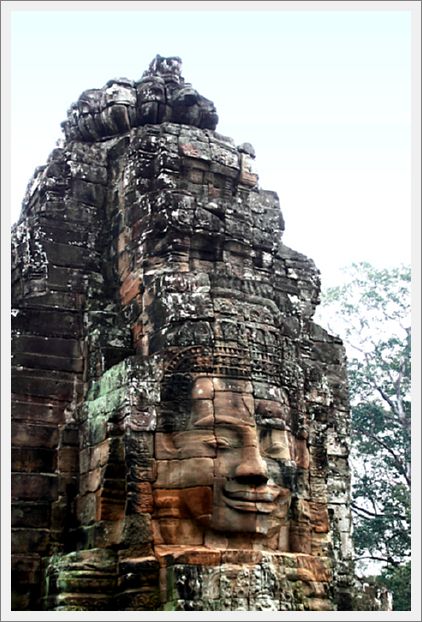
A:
11 56 356 611
62 54 218 142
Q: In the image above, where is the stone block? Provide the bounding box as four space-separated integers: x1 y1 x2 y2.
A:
72 178 105 206
11 422 59 455
80 520 125 549
115 589 161 611
61 425 79 446
120 274 141 306
311 532 330 557
11 502 51 528
155 546 220 569
11 473 58 501
155 429 216 459
156 518 204 545
296 555 332 583
309 502 329 533
12 446 57 472
79 469 103 495
57 447 79 473
295 438 310 469
127 481 154 514
12 308 83 339
13 351 84 373
155 457 214 488
191 379 214 400
11 528 51 555
304 597 334 611
76 492 98 525
153 489 185 519
289 524 312 554
11 396 65 425
12 334 82 358
12 368 82 402
11 555 41 586
122 514 153 547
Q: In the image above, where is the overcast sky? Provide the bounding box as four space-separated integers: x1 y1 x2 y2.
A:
5 1 417 289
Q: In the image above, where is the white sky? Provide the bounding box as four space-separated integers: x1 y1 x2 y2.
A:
4 1 418 290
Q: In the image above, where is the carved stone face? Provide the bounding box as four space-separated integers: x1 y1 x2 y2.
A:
154 376 295 547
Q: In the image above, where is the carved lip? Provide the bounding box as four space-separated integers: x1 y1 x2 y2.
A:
222 485 280 513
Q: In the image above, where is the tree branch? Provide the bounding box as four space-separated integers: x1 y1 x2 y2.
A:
352 503 408 522
352 503 380 519
354 555 401 567
354 426 411 488
374 383 400 417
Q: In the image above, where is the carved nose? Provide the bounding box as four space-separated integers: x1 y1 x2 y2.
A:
234 446 269 486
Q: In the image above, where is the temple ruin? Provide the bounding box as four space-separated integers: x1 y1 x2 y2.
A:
11 55 355 611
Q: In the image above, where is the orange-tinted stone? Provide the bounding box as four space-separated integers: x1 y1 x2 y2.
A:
120 274 140 306
221 549 264 565
155 457 214 488
310 502 329 533
153 489 185 519
157 518 204 545
155 545 220 566
289 524 312 554
99 495 126 521
129 482 153 514
296 555 332 583
295 438 310 469
180 486 212 520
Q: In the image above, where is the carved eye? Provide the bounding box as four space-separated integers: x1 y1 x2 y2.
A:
216 438 231 450
204 439 217 449
265 443 287 459
204 437 230 450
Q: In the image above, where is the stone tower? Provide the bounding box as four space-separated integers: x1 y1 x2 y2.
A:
11 55 354 611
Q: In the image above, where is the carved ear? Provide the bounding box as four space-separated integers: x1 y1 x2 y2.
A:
164 434 179 456
155 432 179 459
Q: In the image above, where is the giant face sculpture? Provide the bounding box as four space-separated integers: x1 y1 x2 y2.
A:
11 54 354 612
154 358 297 550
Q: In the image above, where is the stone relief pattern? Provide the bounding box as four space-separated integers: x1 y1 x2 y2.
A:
11 56 354 611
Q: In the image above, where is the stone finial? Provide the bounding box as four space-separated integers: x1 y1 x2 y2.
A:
238 142 256 158
143 54 183 82
61 55 218 141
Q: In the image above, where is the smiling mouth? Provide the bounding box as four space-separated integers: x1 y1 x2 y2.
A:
222 488 279 513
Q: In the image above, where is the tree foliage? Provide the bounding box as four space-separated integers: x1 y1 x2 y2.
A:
317 262 411 610
379 561 411 612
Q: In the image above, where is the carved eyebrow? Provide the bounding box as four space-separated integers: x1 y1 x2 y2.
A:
193 415 214 427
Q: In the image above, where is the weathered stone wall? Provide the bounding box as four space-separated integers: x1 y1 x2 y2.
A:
11 55 354 611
